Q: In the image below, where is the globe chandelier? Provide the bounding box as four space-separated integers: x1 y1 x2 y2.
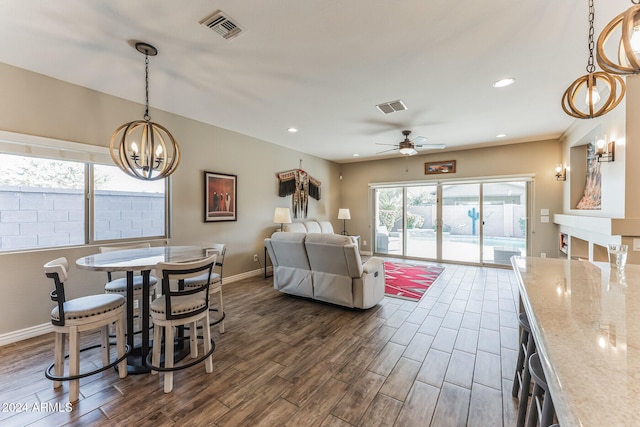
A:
110 42 180 180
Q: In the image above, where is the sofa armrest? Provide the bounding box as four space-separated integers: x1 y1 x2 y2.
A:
363 256 385 275
353 256 386 309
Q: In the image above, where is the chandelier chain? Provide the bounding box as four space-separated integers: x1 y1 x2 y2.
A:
586 0 596 73
144 54 150 121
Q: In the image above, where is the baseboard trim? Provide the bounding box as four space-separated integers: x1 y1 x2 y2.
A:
222 267 271 284
0 323 53 347
1 267 274 347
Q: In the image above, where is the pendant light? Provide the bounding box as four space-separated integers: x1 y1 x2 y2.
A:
562 0 625 119
597 0 640 74
110 42 180 180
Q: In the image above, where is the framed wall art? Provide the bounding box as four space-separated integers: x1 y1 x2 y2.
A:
425 160 456 175
204 171 237 222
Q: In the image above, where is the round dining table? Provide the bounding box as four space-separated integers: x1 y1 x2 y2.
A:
76 245 215 374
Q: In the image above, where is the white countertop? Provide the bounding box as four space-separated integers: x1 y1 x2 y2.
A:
512 256 640 427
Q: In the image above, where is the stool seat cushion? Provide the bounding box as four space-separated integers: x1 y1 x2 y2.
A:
150 294 207 318
529 353 548 389
518 312 531 332
51 294 125 322
183 272 221 287
104 275 158 293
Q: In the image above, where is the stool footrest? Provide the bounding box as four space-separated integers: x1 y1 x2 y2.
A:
45 343 131 382
145 339 215 372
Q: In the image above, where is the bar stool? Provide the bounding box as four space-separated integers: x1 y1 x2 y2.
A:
513 312 536 427
183 243 226 333
100 243 158 338
147 255 217 393
527 352 556 427
44 257 129 404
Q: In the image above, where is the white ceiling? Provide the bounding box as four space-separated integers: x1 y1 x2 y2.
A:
0 0 632 163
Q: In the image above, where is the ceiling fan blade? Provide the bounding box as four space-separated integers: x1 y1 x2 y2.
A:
375 142 399 146
414 144 446 150
376 148 399 154
408 149 418 156
412 136 428 144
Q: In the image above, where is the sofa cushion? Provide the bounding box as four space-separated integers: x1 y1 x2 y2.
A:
304 233 363 278
303 220 322 233
265 232 310 269
283 223 307 233
318 221 334 234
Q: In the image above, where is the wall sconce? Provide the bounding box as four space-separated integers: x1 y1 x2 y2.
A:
595 136 615 162
555 165 566 181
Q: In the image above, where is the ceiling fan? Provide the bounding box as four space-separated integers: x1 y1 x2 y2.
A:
376 130 446 156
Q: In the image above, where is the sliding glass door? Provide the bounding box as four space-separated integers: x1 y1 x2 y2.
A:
482 182 527 265
441 184 481 263
405 185 437 259
374 187 403 255
373 180 528 265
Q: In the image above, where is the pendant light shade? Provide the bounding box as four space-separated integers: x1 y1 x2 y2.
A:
109 42 180 180
597 2 640 75
562 0 625 119
561 71 625 119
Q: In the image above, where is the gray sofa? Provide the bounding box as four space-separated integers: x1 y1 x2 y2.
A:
264 232 385 309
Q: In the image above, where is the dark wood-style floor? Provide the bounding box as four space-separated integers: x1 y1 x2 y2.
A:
0 261 521 426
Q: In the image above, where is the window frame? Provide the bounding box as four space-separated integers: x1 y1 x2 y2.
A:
0 131 171 253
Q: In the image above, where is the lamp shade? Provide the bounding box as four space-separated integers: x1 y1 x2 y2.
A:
337 208 351 220
273 207 292 224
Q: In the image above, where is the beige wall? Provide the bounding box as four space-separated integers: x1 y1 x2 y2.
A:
0 62 340 335
339 139 563 258
0 61 564 337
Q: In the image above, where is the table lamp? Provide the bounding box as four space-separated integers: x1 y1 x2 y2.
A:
337 208 351 235
273 207 292 231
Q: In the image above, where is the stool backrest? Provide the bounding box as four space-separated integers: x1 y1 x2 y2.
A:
43 257 69 326
155 254 217 320
205 243 226 276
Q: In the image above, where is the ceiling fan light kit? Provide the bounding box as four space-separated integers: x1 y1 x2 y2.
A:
376 130 445 156
562 0 626 119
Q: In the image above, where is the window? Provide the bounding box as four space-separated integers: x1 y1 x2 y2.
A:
0 132 169 252
0 154 86 250
93 165 165 241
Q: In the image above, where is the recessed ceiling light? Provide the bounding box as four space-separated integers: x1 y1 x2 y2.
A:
492 78 515 88
352 153 360 157
287 127 298 133
496 133 507 138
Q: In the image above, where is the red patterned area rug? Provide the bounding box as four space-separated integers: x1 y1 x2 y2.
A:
384 261 445 302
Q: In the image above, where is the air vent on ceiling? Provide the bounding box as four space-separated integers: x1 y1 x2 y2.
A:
375 99 407 114
200 10 243 40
